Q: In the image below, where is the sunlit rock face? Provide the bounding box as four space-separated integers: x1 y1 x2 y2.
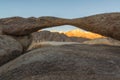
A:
0 44 120 80
0 12 120 40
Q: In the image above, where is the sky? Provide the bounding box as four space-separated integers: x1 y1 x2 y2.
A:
0 0 120 31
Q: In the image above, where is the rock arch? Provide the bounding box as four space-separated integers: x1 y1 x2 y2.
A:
0 12 120 40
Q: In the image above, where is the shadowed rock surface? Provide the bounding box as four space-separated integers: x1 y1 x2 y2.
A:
12 35 32 51
0 44 120 80
0 12 120 40
0 35 23 66
83 37 120 46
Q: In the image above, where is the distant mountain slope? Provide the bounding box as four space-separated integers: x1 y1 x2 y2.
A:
64 29 104 39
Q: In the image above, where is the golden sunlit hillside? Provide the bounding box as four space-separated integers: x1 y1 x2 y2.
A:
64 29 104 39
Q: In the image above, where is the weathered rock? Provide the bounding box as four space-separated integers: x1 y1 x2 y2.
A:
0 27 3 35
27 41 81 51
0 35 23 66
0 44 120 80
27 31 88 50
12 35 32 51
71 12 120 40
0 13 120 40
0 17 70 36
31 31 72 42
83 37 120 46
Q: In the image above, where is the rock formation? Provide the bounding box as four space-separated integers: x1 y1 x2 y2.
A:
0 44 120 80
0 35 23 66
0 12 120 80
13 35 32 51
0 12 120 40
31 31 88 42
71 13 120 40
83 37 120 46
0 17 70 36
31 31 72 42
27 41 81 51
27 31 88 50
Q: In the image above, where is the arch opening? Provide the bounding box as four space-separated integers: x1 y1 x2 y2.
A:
41 25 104 39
